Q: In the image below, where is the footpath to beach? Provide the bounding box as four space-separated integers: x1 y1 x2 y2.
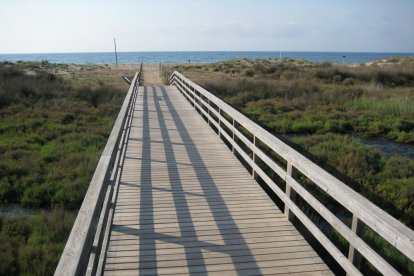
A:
57 64 414 276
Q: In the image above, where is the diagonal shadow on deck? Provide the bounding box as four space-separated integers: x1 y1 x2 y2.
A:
138 86 157 274
105 84 331 276
109 86 262 275
158 86 262 275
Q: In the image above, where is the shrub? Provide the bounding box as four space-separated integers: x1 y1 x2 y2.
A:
72 87 123 107
60 113 75 125
0 64 67 108
244 69 254 77
342 77 355 86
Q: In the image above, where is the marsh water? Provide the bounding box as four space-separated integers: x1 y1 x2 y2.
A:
354 135 414 159
0 204 47 217
285 133 414 159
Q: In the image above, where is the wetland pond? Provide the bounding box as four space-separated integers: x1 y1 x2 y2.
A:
284 133 414 159
0 204 49 217
354 135 414 159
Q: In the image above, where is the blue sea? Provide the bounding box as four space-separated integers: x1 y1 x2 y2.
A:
0 51 413 65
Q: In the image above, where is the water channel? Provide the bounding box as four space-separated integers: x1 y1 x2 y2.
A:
354 135 414 159
0 204 46 217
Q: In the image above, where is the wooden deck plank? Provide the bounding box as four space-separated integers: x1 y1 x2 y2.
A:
104 257 326 274
104 251 321 270
112 212 286 222
104 264 332 276
109 230 301 243
106 251 319 267
103 80 332 275
105 244 312 259
109 225 297 238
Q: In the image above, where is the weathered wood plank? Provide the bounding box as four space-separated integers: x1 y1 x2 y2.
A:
105 244 311 259
109 229 300 243
105 257 325 274
104 251 320 270
104 264 332 276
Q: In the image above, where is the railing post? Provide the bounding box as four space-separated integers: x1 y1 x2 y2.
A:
252 135 257 179
285 162 298 221
232 118 235 153
192 86 196 107
207 99 211 126
218 108 221 137
348 214 364 272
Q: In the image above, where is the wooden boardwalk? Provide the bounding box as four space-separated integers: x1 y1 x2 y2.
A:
102 82 332 275
55 66 414 276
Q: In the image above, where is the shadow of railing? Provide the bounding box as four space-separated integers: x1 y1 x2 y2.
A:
158 86 261 275
110 85 262 275
138 86 158 274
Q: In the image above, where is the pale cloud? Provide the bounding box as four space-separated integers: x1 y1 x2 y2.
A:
0 0 413 53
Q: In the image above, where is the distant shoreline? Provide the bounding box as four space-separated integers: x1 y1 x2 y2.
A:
1 51 413 65
2 50 414 55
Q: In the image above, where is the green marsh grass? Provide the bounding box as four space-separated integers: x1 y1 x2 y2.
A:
0 62 128 275
345 95 414 117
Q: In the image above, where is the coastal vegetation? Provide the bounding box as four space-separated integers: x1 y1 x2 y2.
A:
170 57 414 143
0 61 135 275
164 57 414 274
1 57 412 274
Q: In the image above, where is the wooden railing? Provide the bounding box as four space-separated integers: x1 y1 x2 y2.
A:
170 71 414 276
55 63 142 276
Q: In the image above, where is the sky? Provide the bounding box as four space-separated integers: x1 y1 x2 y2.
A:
0 0 413 54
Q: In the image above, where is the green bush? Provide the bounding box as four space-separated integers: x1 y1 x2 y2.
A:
0 209 75 275
244 69 254 77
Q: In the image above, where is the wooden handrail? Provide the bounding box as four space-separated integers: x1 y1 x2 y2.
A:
170 71 414 275
55 63 142 276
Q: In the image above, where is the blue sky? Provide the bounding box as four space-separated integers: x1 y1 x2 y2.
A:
0 0 413 53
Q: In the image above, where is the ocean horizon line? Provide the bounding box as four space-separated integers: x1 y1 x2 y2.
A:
1 50 414 55
1 51 413 65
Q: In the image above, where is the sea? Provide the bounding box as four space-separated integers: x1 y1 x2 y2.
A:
0 51 413 65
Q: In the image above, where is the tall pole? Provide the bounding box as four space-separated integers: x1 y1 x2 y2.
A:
114 38 118 68
279 36 283 59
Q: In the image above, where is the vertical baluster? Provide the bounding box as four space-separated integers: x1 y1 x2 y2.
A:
285 162 298 221
218 108 221 137
207 99 211 126
192 86 196 107
252 136 257 179
348 215 364 272
232 118 235 153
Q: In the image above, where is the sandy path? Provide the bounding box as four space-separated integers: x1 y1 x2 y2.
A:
141 64 163 86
